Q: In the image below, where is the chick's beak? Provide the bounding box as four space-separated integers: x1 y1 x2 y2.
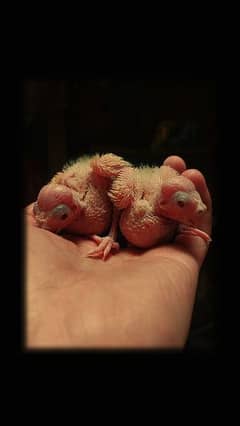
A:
33 202 49 227
196 201 207 215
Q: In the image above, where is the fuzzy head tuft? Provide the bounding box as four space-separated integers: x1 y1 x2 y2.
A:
90 153 131 178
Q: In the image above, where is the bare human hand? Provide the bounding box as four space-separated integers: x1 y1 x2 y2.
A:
25 156 212 349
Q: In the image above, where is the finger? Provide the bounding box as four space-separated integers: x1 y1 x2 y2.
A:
181 169 212 235
24 203 39 227
25 203 34 217
163 155 187 174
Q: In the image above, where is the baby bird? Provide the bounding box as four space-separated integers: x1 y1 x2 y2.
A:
108 164 211 249
33 153 131 259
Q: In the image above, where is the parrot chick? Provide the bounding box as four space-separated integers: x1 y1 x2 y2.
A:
108 164 211 249
33 153 131 259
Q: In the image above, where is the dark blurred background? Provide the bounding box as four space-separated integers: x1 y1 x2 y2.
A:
23 77 219 353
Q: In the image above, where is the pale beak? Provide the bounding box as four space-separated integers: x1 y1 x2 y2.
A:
196 201 207 215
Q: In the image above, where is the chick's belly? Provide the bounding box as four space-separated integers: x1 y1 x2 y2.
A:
120 212 176 248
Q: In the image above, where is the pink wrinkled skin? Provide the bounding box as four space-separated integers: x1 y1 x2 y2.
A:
109 164 211 249
33 153 131 258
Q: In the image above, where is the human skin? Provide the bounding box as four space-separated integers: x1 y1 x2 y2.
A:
25 155 212 349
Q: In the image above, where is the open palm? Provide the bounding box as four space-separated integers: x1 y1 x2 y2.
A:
25 156 212 349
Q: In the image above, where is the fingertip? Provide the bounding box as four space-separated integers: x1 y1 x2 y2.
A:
25 203 35 214
182 169 206 186
24 203 39 227
163 155 187 174
182 169 212 209
181 169 212 236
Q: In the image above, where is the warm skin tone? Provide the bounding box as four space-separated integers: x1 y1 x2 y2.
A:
25 156 212 349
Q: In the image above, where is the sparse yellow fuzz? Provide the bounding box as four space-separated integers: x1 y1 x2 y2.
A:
90 153 131 178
